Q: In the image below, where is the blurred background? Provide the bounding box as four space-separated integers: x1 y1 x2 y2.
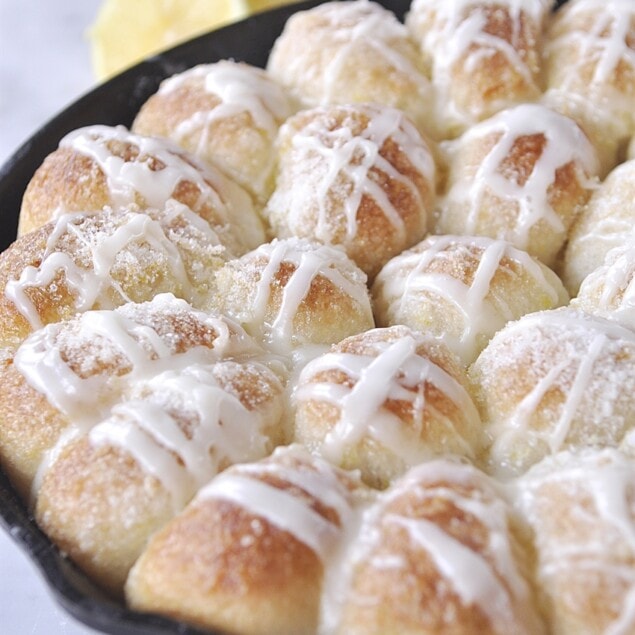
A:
0 1 99 166
0 0 297 166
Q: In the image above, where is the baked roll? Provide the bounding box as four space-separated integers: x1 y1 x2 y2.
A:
562 159 635 295
18 124 265 254
0 203 227 349
265 103 436 278
540 89 625 179
266 0 438 139
406 0 552 137
294 326 482 488
542 0 635 174
573 242 635 329
126 444 371 635
212 237 374 355
470 307 635 477
515 448 635 635
436 103 599 268
35 360 286 594
132 60 297 204
0 294 261 499
372 234 569 365
335 458 545 635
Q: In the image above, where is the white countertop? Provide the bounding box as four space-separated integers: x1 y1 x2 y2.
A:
2 2 109 633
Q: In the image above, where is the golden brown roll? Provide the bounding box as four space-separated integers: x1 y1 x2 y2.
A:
573 242 635 329
0 203 228 349
294 326 483 489
540 88 626 178
211 237 374 355
334 458 545 635
543 0 635 173
436 103 600 268
406 0 552 137
132 60 297 204
266 0 439 139
562 158 635 295
126 444 371 635
18 124 265 253
264 103 436 278
515 448 635 635
372 234 569 365
35 359 286 594
0 294 261 499
470 307 635 477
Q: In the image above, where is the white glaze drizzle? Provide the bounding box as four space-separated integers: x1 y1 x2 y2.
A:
550 332 607 451
375 235 567 363
23 296 261 496
296 329 480 464
316 1 431 103
486 309 635 464
569 160 635 258
591 459 635 554
576 242 635 326
394 460 532 603
160 61 293 139
59 125 264 251
271 0 432 107
340 459 538 634
388 515 519 626
441 104 599 250
242 238 371 350
89 362 275 511
407 0 551 126
318 496 374 635
237 445 360 528
14 294 256 425
62 125 214 209
273 104 434 246
158 61 294 195
197 467 343 562
4 210 190 330
547 0 635 92
517 449 635 633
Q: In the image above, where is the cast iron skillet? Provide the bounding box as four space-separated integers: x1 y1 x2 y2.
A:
0 1 569 634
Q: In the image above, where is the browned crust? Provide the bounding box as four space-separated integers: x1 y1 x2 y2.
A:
439 125 595 266
17 132 251 240
268 106 434 278
338 469 542 635
133 84 223 140
0 357 69 498
295 327 481 488
127 474 328 635
450 5 543 118
0 223 76 348
36 438 174 596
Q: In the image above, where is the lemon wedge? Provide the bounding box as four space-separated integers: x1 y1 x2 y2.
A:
89 0 299 81
245 0 299 13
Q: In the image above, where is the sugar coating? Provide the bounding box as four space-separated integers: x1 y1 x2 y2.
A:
471 307 635 477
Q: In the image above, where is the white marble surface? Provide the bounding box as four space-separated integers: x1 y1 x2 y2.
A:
1 1 103 633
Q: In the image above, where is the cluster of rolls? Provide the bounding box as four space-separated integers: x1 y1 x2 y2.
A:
1 0 634 634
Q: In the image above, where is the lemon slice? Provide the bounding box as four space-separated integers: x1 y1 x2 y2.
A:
89 0 301 81
245 0 299 13
89 0 240 80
